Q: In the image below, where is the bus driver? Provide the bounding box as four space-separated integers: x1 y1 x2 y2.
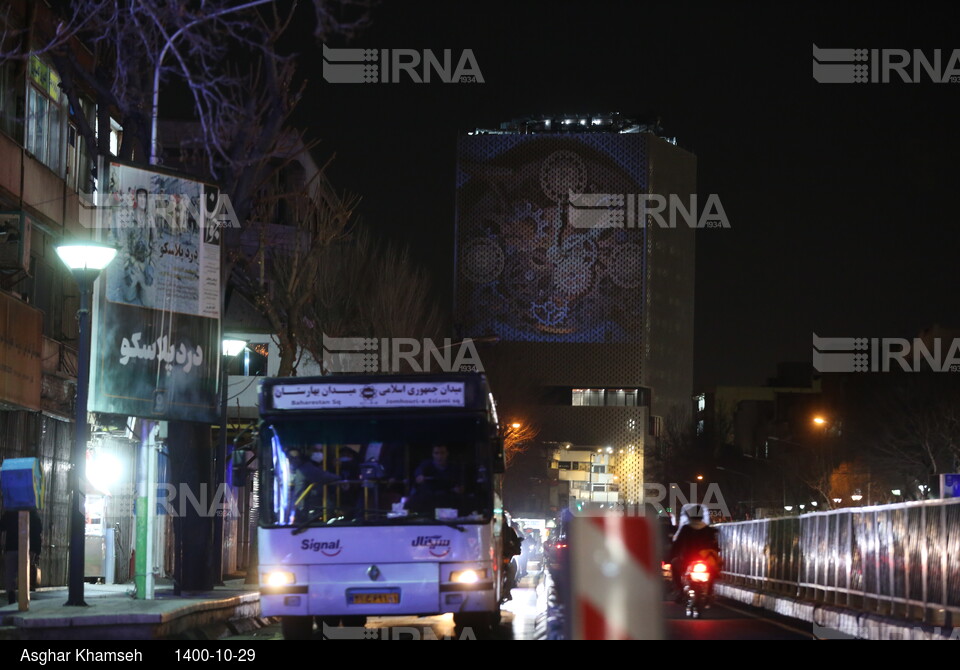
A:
410 444 464 513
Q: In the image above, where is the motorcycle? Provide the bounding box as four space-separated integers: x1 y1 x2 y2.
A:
682 559 713 619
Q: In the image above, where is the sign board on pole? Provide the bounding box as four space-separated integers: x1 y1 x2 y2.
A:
0 457 44 509
940 474 960 498
570 514 664 639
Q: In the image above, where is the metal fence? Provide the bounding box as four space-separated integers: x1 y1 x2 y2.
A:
718 498 960 623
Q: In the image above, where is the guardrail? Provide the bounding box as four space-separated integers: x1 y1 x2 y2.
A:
717 498 960 624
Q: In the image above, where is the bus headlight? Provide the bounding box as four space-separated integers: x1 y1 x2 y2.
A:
264 571 296 587
450 569 487 584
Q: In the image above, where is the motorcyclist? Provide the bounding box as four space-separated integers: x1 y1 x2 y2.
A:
669 504 721 603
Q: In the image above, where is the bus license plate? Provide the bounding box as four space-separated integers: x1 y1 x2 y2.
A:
351 592 399 604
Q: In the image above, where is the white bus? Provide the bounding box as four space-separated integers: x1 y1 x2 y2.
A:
255 373 506 639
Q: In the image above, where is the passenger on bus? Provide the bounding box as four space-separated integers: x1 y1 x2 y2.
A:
290 444 341 516
360 442 409 507
335 447 362 514
410 444 465 513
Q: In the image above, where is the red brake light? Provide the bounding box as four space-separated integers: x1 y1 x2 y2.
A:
689 561 711 582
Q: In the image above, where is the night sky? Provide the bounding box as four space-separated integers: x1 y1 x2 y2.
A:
290 2 960 389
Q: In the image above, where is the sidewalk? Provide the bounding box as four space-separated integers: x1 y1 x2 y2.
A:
0 579 268 641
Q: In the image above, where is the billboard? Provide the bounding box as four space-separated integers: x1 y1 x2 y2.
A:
455 134 648 343
89 161 220 422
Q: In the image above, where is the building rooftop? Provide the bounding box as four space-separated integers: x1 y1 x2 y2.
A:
468 113 677 143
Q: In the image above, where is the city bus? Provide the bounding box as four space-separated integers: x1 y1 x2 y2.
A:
254 373 506 639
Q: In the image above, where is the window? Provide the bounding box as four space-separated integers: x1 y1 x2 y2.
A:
26 56 66 175
557 461 571 471
225 342 269 376
109 118 123 157
592 465 605 474
572 389 603 406
573 388 647 407
605 389 638 406
21 254 65 338
66 98 95 193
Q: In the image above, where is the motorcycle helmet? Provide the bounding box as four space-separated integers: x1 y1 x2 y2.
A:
681 504 710 524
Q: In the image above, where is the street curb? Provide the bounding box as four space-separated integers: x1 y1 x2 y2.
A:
4 592 262 641
716 584 958 640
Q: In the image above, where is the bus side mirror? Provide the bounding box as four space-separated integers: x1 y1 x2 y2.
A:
493 436 505 474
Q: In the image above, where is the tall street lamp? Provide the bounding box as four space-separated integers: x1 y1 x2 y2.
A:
56 242 117 607
213 339 247 584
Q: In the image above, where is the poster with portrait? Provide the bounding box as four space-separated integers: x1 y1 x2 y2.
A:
89 161 221 423
455 134 647 343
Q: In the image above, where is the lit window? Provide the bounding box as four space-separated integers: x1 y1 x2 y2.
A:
26 56 65 175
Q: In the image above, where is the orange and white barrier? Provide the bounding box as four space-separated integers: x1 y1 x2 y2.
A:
571 514 664 639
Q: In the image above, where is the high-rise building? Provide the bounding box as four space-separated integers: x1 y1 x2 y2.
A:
454 114 696 513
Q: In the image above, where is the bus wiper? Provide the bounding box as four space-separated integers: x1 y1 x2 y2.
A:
291 509 332 535
353 509 466 531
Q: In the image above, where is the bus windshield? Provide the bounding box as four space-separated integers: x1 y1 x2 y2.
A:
261 413 495 528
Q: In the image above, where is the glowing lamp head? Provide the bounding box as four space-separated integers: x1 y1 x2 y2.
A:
222 339 247 357
55 243 117 272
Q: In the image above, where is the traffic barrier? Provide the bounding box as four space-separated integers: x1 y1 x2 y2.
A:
571 514 664 639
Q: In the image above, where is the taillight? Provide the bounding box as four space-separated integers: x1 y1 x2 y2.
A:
689 561 710 583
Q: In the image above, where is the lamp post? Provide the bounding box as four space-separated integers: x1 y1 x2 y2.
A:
213 339 247 584
148 0 277 165
56 242 117 607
